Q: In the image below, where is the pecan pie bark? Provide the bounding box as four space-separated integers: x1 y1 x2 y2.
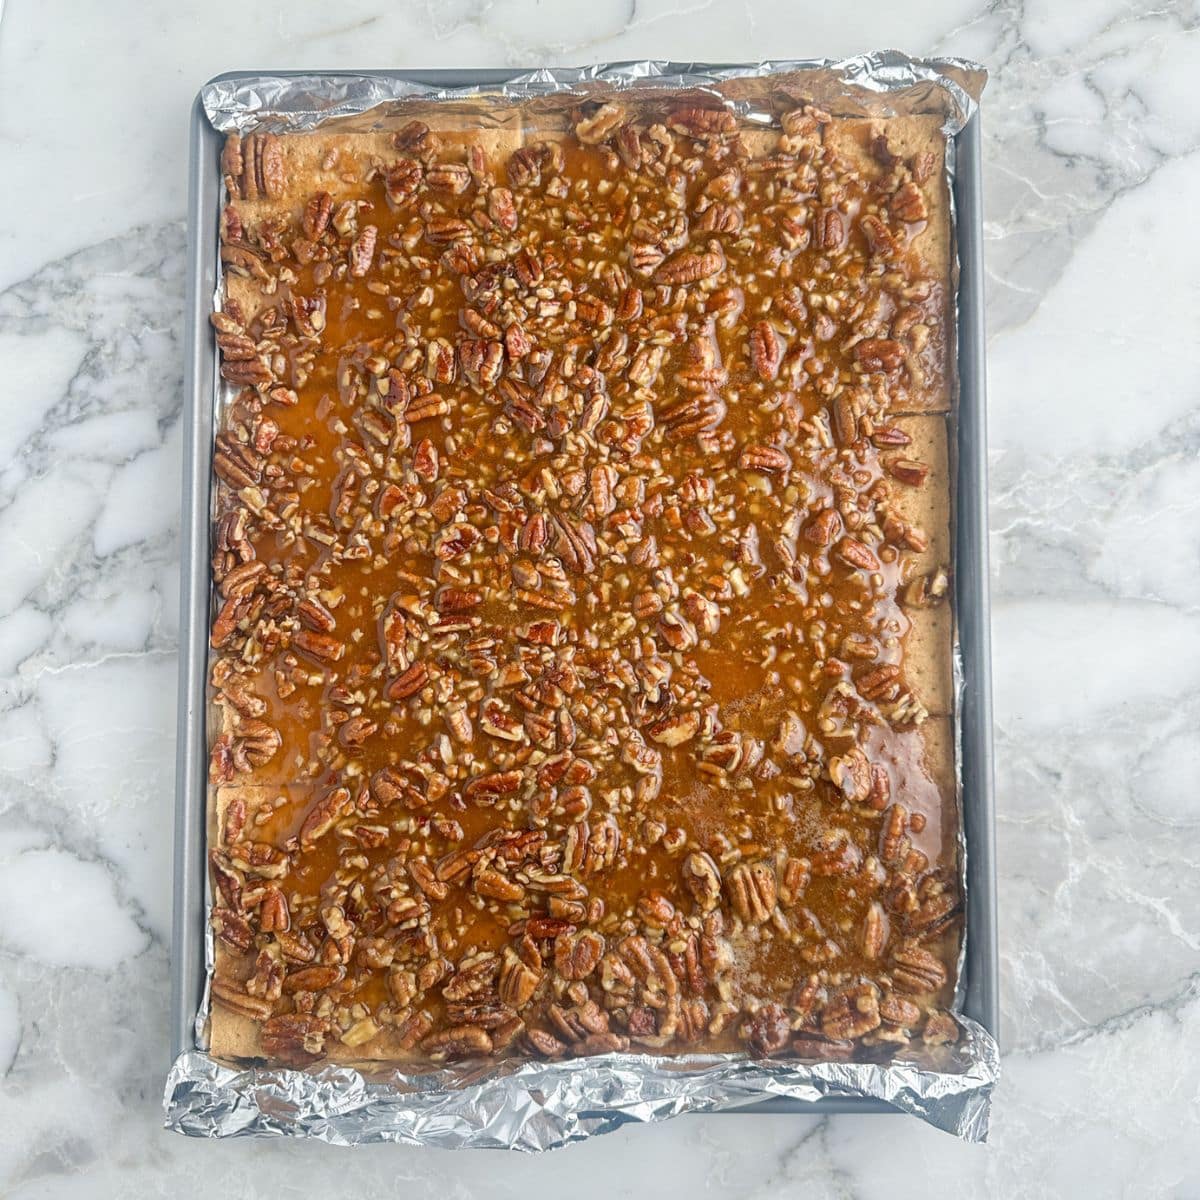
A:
207 95 962 1067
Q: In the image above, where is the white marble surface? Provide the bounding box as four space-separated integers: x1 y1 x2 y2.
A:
1 0 1198 1193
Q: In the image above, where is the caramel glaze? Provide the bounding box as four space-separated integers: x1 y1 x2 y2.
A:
207 104 961 1065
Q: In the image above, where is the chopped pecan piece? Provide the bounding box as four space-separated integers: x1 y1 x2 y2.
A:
646 710 700 747
681 852 722 911
854 338 904 372
575 103 624 144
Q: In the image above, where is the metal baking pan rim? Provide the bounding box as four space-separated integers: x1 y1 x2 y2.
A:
172 69 996 1118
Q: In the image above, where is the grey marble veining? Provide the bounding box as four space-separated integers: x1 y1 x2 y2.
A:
0 0 1197 1194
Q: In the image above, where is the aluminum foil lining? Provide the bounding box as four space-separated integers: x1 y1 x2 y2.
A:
201 55 985 138
168 54 995 1149
167 1020 998 1147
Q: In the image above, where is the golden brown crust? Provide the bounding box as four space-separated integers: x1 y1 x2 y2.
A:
889 415 952 717
826 116 952 414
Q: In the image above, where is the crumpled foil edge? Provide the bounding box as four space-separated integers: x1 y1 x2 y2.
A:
201 54 986 139
171 53 996 1150
166 1011 998 1148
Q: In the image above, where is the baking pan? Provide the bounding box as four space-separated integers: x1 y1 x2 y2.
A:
171 70 997 1117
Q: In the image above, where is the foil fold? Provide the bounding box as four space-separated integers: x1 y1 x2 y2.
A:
201 54 985 138
171 54 996 1150
166 1013 998 1148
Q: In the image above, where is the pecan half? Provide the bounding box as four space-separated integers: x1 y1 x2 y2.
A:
654 249 724 286
727 860 777 924
748 322 783 381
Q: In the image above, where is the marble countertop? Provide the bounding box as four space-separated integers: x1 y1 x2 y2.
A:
1 0 1198 1194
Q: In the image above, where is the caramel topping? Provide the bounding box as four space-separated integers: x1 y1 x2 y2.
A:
208 101 959 1066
